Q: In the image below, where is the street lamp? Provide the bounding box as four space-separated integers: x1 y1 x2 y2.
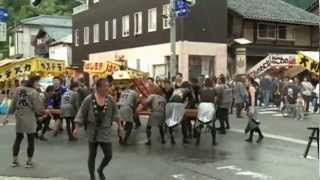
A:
234 38 252 45
30 0 42 7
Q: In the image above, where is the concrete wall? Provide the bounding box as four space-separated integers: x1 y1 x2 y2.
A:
295 26 311 46
49 44 72 66
243 22 254 42
14 25 39 57
89 41 227 80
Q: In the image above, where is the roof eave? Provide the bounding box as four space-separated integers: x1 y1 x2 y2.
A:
243 16 319 26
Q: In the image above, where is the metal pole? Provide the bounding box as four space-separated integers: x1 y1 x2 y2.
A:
316 0 320 177
170 0 177 80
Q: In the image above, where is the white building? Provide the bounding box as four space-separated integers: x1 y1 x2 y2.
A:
9 15 72 59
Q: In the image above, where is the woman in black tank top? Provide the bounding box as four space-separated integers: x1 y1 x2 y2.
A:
245 77 264 144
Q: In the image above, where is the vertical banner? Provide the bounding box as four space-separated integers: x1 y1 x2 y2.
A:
235 48 247 74
0 22 6 42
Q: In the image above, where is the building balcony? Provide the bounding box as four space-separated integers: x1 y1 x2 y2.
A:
73 3 88 15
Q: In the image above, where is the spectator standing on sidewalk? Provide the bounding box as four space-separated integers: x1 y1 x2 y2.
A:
313 82 320 113
215 75 233 134
245 77 264 143
301 77 314 112
296 92 306 121
233 76 246 118
260 75 273 107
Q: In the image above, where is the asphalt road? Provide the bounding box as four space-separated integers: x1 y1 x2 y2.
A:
0 109 319 180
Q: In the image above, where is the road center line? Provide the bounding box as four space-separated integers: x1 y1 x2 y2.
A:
230 128 315 146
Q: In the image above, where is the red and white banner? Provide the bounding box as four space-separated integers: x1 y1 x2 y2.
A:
247 54 296 77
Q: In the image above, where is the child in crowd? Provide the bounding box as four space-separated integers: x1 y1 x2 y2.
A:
296 92 305 121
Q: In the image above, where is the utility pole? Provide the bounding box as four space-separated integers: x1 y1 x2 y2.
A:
169 0 177 80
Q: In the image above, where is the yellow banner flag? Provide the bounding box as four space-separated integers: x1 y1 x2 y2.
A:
296 53 320 74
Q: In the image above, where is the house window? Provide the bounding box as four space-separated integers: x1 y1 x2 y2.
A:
122 15 130 37
74 29 80 46
257 23 276 40
162 4 170 29
83 26 90 45
105 21 109 40
134 12 142 35
93 24 99 43
112 18 117 39
278 25 295 40
148 8 157 32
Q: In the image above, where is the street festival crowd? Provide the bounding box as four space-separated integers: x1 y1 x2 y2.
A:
0 73 319 180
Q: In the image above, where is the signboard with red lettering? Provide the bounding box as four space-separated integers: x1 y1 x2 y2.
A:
247 54 296 77
83 60 120 75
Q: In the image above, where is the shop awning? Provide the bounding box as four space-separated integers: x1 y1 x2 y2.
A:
0 57 65 82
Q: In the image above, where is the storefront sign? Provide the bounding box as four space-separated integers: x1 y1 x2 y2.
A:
296 53 319 74
39 61 64 73
0 58 65 82
236 48 246 74
248 54 296 77
84 61 119 74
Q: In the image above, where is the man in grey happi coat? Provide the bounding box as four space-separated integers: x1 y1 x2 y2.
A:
60 81 80 141
73 78 120 180
137 87 167 145
1 76 45 168
118 84 139 145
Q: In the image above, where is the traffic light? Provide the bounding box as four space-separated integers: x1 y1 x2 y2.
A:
183 0 196 6
31 0 42 7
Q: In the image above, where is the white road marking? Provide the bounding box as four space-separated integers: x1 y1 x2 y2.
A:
216 165 242 171
217 165 271 179
303 155 319 161
0 123 15 126
236 171 271 179
271 114 284 117
172 174 186 180
0 177 68 180
258 111 279 115
230 128 316 147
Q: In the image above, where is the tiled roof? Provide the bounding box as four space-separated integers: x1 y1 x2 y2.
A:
283 0 315 9
21 15 72 27
228 0 320 26
42 27 72 41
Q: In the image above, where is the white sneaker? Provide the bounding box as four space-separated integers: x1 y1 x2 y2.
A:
25 161 34 168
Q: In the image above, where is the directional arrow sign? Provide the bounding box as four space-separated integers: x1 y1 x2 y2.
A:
175 0 189 17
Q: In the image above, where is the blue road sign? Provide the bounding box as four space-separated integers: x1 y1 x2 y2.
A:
175 0 189 17
0 8 8 22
